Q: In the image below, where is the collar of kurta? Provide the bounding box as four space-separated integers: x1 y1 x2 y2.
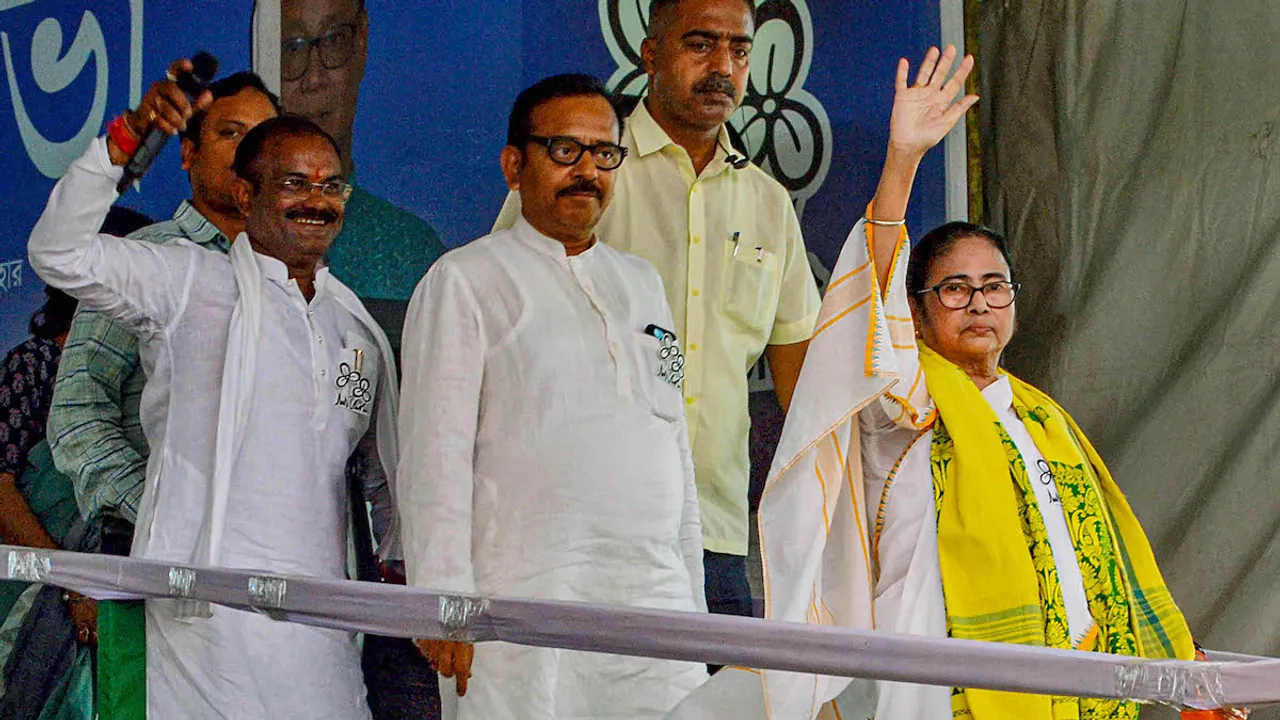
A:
627 98 739 179
512 215 599 264
244 240 334 297
183 232 401 600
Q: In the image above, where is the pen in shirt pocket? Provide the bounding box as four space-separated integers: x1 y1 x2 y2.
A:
728 231 763 262
644 324 675 343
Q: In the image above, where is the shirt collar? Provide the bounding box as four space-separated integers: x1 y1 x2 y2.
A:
173 201 231 251
980 374 1014 412
512 215 597 263
627 99 738 178
628 100 676 158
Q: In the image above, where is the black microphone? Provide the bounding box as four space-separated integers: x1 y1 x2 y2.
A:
117 52 219 193
717 137 750 170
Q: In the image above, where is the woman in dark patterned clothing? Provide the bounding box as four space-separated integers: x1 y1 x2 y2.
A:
0 286 78 549
0 286 88 679
0 206 151 716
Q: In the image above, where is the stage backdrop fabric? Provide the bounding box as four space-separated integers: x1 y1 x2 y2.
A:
980 7 1280 712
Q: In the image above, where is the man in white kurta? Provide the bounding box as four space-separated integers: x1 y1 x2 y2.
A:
398 75 707 719
28 96 395 716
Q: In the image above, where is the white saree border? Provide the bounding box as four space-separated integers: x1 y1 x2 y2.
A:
663 216 934 720
755 215 933 720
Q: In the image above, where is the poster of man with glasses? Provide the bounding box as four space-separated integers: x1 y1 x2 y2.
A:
258 3 450 717
268 0 448 347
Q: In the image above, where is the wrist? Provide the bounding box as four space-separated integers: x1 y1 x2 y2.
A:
105 114 140 165
123 109 146 139
884 142 927 168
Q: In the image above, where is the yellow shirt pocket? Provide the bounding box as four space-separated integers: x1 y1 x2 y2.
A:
720 240 778 331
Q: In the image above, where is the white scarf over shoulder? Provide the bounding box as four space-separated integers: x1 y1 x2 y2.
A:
180 234 400 617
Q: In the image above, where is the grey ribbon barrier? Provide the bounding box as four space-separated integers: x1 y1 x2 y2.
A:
4 545 1277 709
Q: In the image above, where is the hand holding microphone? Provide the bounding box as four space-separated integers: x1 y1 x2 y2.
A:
108 54 219 190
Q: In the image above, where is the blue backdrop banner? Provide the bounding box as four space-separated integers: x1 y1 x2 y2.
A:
0 0 945 353
0 0 254 351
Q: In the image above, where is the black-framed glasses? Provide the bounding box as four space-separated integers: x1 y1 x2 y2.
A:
281 22 359 81
915 280 1020 309
275 177 353 201
526 135 628 170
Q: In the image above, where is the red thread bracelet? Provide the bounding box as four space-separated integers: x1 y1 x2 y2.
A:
107 114 140 156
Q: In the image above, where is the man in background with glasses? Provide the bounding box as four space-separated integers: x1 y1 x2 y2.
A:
278 0 446 338
399 74 707 720
28 60 399 718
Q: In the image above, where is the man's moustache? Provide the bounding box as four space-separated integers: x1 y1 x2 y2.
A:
693 75 737 97
556 182 603 200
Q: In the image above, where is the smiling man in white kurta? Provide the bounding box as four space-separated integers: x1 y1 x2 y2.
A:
399 74 707 720
27 69 396 719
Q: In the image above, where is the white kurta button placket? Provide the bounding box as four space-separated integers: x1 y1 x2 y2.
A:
569 248 631 398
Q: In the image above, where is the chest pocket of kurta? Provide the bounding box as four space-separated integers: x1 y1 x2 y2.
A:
334 333 379 420
630 331 685 423
720 241 778 331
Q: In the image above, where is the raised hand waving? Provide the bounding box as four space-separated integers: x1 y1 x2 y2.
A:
889 45 979 157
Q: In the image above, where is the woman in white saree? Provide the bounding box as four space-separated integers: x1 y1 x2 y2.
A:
669 44 1205 720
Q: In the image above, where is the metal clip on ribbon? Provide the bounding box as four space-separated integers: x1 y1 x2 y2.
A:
165 566 209 619
248 576 289 614
439 595 488 640
7 550 51 582
168 567 197 598
1115 660 1228 710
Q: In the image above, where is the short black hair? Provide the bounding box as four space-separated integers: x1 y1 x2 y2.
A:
647 0 755 40
231 114 342 186
506 73 624 148
29 286 78 340
906 221 1014 300
180 71 280 146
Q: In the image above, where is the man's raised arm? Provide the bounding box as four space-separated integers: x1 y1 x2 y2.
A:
28 58 212 334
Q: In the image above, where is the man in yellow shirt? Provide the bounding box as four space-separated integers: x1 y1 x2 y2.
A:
495 0 820 624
